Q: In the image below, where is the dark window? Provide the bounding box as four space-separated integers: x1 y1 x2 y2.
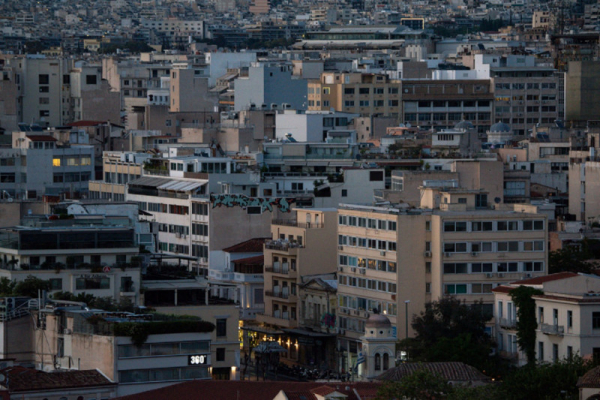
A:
216 348 225 361
341 189 347 197
369 171 384 181
593 312 600 329
63 75 70 84
216 318 227 337
247 206 261 215
86 75 97 85
39 74 49 85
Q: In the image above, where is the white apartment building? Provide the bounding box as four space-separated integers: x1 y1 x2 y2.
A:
0 130 94 199
494 272 600 366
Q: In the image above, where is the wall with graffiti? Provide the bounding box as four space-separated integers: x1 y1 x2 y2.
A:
210 193 296 213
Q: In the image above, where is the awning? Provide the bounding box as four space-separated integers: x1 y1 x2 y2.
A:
157 180 205 192
281 328 336 338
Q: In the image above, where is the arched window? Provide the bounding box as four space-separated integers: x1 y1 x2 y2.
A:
383 353 390 370
374 353 381 371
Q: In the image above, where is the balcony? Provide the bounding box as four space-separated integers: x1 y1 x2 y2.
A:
264 240 302 254
265 290 297 302
541 323 564 336
120 285 136 297
500 318 517 329
272 219 324 229
232 273 263 283
264 264 297 277
256 313 297 328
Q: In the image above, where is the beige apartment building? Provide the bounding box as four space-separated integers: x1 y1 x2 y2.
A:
308 72 401 118
336 187 548 372
253 208 338 366
569 130 600 221
257 208 338 329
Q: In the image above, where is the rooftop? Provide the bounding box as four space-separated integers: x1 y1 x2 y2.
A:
115 380 380 400
376 362 491 383
0 366 114 392
222 237 269 253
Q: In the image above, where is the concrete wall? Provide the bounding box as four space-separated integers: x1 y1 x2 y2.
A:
565 61 600 123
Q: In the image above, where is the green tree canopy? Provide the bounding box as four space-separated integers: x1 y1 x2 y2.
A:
376 367 452 400
398 297 494 371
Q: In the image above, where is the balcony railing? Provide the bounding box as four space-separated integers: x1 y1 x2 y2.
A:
265 266 290 274
541 323 564 336
265 290 295 300
272 219 324 229
500 318 517 329
265 240 304 251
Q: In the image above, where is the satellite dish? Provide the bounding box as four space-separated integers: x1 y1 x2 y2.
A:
7 198 13 203
494 197 501 204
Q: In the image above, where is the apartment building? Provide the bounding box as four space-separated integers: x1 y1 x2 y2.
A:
568 131 600 221
401 79 493 133
0 130 94 199
127 175 278 276
488 57 561 137
254 208 338 366
494 272 600 366
308 72 401 118
0 217 141 303
275 110 358 142
34 306 214 396
234 63 308 112
336 187 548 372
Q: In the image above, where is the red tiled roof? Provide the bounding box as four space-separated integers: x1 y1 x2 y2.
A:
492 285 513 294
2 366 114 392
282 391 318 400
310 385 339 395
116 381 381 400
26 135 56 142
510 272 578 285
233 255 264 266
376 362 491 383
67 120 105 127
578 366 600 388
223 237 269 253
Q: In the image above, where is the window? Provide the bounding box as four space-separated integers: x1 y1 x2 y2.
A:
359 88 370 94
86 75 97 85
344 88 354 95
472 221 493 231
383 353 389 370
341 189 347 197
443 221 467 232
52 158 61 167
538 341 544 361
425 221 431 231
568 310 573 329
445 284 467 294
216 348 225 361
49 278 62 291
75 277 110 290
216 318 227 337
39 74 49 84
444 242 467 253
593 312 600 329
374 353 381 370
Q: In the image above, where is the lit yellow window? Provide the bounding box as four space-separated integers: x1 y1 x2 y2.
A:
52 158 61 167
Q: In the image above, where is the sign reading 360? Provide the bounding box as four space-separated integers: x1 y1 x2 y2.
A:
188 354 207 365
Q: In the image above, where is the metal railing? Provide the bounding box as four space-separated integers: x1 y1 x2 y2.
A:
500 318 517 329
265 240 304 251
541 323 564 336
265 290 295 300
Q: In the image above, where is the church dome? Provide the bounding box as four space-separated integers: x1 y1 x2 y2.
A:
366 312 392 328
454 120 474 130
489 122 511 133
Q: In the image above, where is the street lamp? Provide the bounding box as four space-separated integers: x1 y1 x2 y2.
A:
404 300 411 339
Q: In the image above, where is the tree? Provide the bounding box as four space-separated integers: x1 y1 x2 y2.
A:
0 277 16 297
376 368 452 400
398 297 493 370
498 355 595 400
548 247 592 274
13 275 50 298
509 286 543 365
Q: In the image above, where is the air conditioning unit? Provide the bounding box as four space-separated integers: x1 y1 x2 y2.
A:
424 251 432 257
524 273 532 278
498 273 505 278
64 329 72 335
175 233 181 238
444 252 452 257
485 273 494 278
338 267 344 273
338 245 344 250
471 252 478 256
360 269 366 275
380 251 386 256
351 267 356 273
